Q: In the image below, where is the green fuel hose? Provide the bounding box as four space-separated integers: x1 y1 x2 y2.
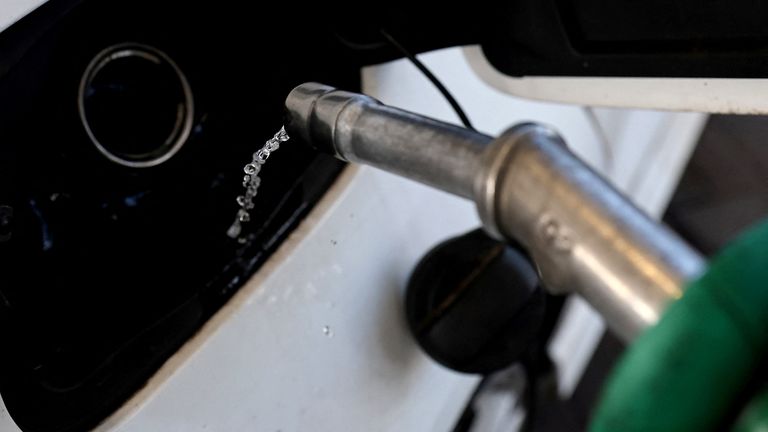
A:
590 220 768 432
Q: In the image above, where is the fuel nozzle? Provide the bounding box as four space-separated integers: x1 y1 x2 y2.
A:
284 82 492 200
283 83 349 156
284 82 704 342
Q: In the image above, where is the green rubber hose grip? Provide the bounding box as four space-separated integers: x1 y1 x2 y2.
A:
590 220 768 432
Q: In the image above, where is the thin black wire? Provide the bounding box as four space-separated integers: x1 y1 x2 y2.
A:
377 29 546 431
379 29 476 131
338 29 546 430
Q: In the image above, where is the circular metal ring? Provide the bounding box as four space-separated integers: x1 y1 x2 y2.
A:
78 43 194 168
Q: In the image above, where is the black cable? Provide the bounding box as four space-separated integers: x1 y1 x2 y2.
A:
379 29 476 131
340 29 547 431
376 30 549 430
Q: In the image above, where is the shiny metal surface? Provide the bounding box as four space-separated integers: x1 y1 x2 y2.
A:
285 83 706 341
286 83 492 200
477 124 705 340
78 43 194 168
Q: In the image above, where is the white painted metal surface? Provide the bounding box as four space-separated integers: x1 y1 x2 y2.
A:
0 4 706 428
465 46 768 114
0 0 46 33
95 165 483 432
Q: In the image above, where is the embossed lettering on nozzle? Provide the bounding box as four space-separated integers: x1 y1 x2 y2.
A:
476 123 706 341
